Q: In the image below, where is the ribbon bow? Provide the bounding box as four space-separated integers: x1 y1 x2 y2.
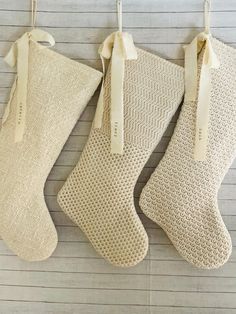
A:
93 31 137 154
2 28 55 142
184 31 220 161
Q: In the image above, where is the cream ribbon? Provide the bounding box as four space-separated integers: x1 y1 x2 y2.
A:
31 0 38 28
184 1 220 161
93 0 137 154
2 29 55 142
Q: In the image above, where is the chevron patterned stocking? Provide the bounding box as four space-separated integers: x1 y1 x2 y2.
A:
57 48 184 267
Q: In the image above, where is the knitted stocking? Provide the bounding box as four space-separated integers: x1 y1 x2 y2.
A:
0 37 102 261
140 38 235 269
57 48 184 267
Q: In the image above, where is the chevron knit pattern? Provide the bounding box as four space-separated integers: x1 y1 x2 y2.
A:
57 48 184 267
0 41 102 261
140 38 235 269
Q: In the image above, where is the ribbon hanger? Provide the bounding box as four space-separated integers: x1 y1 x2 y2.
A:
93 0 137 154
204 0 210 34
184 0 220 161
2 0 55 142
117 0 122 32
31 0 38 28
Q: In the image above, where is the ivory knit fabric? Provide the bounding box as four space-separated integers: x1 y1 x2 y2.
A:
57 48 184 267
0 41 102 261
140 38 236 269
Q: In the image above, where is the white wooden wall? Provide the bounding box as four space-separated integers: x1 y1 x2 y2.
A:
0 0 236 313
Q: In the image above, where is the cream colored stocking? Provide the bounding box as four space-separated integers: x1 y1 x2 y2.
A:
140 37 235 269
0 33 102 261
57 48 184 267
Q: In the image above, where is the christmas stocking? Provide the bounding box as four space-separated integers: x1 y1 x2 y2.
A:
57 29 184 267
140 7 235 269
0 29 102 261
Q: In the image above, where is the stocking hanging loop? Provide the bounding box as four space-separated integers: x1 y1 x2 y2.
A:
117 0 123 32
204 0 211 34
31 0 38 28
93 0 137 154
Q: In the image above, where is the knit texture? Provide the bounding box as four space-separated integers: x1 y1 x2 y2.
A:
58 48 184 267
0 41 102 261
140 38 235 269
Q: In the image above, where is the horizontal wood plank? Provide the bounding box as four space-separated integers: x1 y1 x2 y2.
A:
2 11 236 28
1 0 236 12
0 302 234 314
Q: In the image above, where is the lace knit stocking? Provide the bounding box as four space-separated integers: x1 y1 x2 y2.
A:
0 41 102 261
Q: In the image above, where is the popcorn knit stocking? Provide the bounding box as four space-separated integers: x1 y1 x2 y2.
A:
58 48 184 267
140 38 235 269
